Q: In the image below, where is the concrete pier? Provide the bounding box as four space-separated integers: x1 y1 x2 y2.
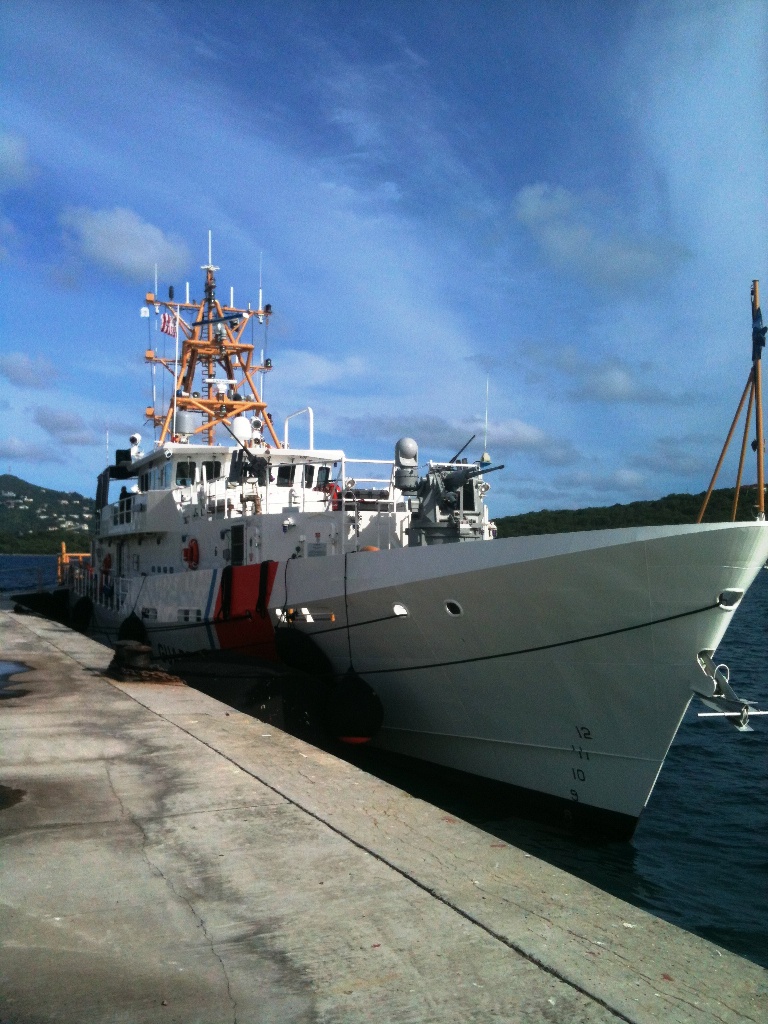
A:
1 609 765 1023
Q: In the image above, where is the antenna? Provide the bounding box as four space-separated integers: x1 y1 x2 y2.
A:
201 229 219 272
154 264 158 296
483 377 489 451
481 376 492 464
258 251 263 314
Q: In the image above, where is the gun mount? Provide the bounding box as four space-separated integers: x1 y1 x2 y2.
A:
394 437 502 545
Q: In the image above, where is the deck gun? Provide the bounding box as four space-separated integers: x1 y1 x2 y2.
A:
394 436 503 545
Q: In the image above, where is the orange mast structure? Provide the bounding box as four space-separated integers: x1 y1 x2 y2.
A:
697 280 766 522
144 256 281 448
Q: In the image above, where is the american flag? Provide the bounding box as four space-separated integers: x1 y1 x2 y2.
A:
160 312 177 337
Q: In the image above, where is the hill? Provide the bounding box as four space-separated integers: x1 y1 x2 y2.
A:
0 474 94 554
494 486 760 537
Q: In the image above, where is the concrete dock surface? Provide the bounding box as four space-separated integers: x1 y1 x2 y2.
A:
1 609 766 1024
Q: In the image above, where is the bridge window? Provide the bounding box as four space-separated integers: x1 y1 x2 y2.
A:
276 465 296 487
202 460 222 481
176 461 197 486
317 466 330 489
303 465 315 487
152 463 169 489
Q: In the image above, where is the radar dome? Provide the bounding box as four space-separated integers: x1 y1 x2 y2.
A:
231 416 252 442
395 437 418 466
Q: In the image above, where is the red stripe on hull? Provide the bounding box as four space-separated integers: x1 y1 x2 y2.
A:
212 561 280 659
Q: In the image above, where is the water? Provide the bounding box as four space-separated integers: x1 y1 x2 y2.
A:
1 552 766 967
0 554 58 604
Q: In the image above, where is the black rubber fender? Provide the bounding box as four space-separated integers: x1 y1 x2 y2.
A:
70 596 94 634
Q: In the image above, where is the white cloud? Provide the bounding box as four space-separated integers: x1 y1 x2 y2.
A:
522 344 689 405
514 183 688 288
59 206 190 282
556 468 646 494
334 412 578 468
33 409 101 447
488 418 578 467
275 349 366 388
631 436 713 478
0 132 32 192
0 353 57 388
0 436 61 463
565 358 681 404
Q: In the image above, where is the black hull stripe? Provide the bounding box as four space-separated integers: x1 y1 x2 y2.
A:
360 602 720 675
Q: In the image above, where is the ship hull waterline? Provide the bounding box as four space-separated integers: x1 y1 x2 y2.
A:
73 520 768 838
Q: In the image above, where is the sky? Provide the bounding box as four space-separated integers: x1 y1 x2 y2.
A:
1 0 767 516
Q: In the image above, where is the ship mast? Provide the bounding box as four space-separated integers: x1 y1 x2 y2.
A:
144 242 281 448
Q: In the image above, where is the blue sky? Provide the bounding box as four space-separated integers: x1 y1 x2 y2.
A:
1 0 766 515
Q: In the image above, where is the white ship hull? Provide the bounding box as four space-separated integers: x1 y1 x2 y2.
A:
73 518 768 836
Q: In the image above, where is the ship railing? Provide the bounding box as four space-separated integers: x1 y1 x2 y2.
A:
337 459 407 550
341 460 396 503
57 542 91 585
67 562 128 611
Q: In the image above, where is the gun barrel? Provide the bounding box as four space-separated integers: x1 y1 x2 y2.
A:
443 463 504 491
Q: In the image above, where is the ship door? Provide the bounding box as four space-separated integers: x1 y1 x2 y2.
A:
230 524 245 566
461 480 476 513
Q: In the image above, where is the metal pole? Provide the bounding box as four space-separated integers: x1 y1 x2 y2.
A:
752 281 765 518
731 376 755 520
697 371 753 523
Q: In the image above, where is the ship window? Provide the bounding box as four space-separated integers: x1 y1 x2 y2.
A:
176 461 197 486
303 465 315 487
276 465 296 487
231 524 245 566
152 463 169 489
317 466 330 488
202 460 222 481
445 601 463 616
177 608 203 623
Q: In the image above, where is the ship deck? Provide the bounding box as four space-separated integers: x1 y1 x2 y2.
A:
1 608 763 1024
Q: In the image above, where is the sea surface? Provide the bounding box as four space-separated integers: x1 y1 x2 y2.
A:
0 554 58 604
1 552 766 968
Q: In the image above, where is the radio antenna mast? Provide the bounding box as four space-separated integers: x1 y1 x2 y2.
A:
482 376 490 461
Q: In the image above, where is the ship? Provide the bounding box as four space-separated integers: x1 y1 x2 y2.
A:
57 250 768 839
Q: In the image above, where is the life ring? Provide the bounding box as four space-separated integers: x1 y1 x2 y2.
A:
183 538 200 570
101 553 112 575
